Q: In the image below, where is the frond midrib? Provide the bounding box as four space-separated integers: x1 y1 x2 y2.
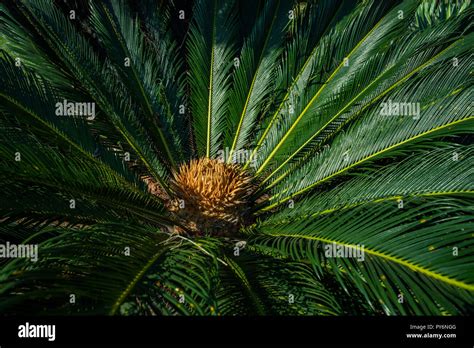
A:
206 0 217 157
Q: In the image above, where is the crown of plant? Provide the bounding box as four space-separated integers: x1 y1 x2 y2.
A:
0 0 472 317
169 158 255 235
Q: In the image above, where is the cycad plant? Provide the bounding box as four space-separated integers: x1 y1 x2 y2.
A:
0 0 473 316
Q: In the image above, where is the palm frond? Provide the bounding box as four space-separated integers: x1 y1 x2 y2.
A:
0 223 172 314
262 143 474 224
248 198 474 315
225 0 292 158
251 0 401 174
0 2 73 91
187 0 238 157
412 0 472 30
0 0 472 317
12 0 171 190
262 40 473 210
260 8 473 184
89 0 186 164
219 252 343 315
122 237 222 315
0 139 173 229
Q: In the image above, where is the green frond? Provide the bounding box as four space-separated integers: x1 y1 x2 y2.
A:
0 0 472 317
0 136 176 230
221 253 343 315
251 0 402 174
0 223 171 314
219 254 267 315
242 0 360 170
187 0 238 157
248 198 474 315
225 0 292 159
0 2 73 91
412 0 472 30
122 237 222 315
89 0 186 164
12 0 171 189
260 10 473 184
262 39 473 209
262 143 474 223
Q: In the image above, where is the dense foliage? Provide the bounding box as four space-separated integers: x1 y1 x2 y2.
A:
0 0 472 315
